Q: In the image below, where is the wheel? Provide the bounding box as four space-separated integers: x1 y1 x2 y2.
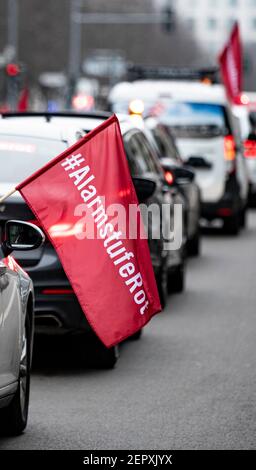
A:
93 344 119 369
187 227 201 257
167 262 185 294
248 189 256 208
239 208 247 229
223 213 240 235
0 315 31 436
129 329 142 341
155 262 168 309
79 333 119 369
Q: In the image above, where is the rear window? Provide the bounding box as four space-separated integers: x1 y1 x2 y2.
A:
0 135 67 183
160 102 230 138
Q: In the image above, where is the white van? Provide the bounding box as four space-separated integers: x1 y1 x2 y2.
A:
109 80 249 234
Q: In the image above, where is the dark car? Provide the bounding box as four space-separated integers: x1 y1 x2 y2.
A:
0 113 185 368
145 118 201 256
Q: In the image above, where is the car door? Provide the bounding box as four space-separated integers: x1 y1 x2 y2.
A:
123 130 165 272
0 254 21 389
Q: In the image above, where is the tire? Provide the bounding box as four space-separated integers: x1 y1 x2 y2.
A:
167 262 185 294
248 190 256 208
156 262 168 309
79 333 119 369
0 315 31 436
129 329 142 341
223 213 240 235
187 228 201 257
94 343 119 369
239 208 247 229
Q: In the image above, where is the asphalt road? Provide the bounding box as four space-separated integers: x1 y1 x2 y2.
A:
1 212 256 450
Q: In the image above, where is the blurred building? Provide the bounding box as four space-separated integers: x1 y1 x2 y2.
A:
170 0 256 90
0 0 206 81
0 0 210 108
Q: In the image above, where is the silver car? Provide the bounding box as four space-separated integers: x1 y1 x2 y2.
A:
0 220 44 435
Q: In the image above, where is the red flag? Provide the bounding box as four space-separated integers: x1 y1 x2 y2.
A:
18 87 29 112
16 115 161 347
218 22 242 104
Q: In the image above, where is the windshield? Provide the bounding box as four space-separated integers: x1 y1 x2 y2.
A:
160 102 229 138
0 135 67 183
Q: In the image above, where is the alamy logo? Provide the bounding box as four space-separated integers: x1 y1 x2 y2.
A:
59 154 183 252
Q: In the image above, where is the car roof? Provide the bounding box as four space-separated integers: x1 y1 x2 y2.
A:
109 80 228 106
0 111 111 127
0 119 82 142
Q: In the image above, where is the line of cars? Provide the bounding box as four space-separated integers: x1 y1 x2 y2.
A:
0 67 252 435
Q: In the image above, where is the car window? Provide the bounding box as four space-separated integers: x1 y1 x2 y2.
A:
135 132 163 176
124 133 146 176
152 125 180 162
0 135 67 183
160 102 231 138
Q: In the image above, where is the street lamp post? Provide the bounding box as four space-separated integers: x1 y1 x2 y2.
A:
7 0 19 110
7 0 18 61
68 0 82 108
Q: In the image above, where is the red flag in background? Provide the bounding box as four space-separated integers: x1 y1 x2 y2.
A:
218 22 242 104
16 115 161 347
18 87 29 112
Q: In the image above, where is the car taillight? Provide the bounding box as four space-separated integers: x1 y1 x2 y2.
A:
224 135 236 174
244 139 256 159
224 135 236 161
164 170 174 185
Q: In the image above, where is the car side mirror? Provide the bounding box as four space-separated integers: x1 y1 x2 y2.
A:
132 177 156 202
3 220 45 255
171 167 195 184
185 156 212 169
161 163 195 185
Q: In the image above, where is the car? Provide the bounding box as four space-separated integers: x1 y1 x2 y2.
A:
0 113 185 367
109 79 249 235
0 219 44 436
144 117 201 256
232 104 256 207
37 111 187 295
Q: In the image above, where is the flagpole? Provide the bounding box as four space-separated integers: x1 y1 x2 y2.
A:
0 188 17 203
